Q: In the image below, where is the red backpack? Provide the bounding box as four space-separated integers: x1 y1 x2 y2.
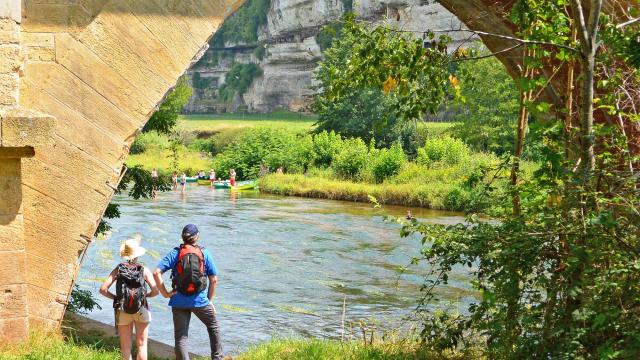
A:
172 244 207 295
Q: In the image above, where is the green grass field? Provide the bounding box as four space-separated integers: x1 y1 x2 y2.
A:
178 111 317 133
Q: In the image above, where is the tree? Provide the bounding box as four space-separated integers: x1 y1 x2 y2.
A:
449 51 521 156
338 1 640 357
143 76 192 134
313 15 451 148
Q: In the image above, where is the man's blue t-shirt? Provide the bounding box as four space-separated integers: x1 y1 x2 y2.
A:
157 246 218 308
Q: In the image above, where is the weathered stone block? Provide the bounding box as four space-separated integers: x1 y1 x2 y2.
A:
0 44 22 73
0 18 19 45
0 0 21 23
0 317 28 343
0 284 27 318
0 107 56 147
55 33 155 119
0 158 22 216
0 72 18 106
21 32 54 48
26 255 75 297
26 284 67 323
22 62 139 140
24 46 56 61
0 214 24 251
0 250 26 285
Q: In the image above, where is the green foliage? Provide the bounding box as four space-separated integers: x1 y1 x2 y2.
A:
253 43 267 60
449 52 521 156
67 285 101 315
332 138 369 180
96 166 171 236
315 21 344 51
315 14 452 123
341 0 353 13
213 128 314 180
210 0 270 46
219 63 263 102
311 130 344 167
191 72 213 89
371 1 640 358
371 142 407 183
417 137 469 167
314 87 408 148
143 77 192 134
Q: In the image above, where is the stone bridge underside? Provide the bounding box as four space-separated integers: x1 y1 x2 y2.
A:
0 0 243 342
0 0 632 343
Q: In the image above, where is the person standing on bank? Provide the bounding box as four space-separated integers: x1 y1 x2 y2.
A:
153 224 222 360
100 236 159 360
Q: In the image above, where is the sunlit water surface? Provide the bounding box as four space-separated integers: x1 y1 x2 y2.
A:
78 186 475 355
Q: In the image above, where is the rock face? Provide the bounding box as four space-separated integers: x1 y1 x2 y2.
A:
186 0 471 113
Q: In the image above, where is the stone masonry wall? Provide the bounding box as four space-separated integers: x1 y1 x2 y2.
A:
0 0 243 341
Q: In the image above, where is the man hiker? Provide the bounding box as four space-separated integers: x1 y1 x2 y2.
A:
153 224 222 360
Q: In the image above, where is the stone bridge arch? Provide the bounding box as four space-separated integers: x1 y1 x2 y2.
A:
0 0 243 341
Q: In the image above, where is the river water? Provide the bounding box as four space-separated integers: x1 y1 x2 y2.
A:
77 185 475 355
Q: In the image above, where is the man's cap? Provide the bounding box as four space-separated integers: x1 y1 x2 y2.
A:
182 224 199 237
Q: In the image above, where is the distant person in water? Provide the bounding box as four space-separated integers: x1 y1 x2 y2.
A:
209 170 216 187
153 224 222 360
100 236 159 360
406 210 413 220
151 168 159 198
229 169 236 187
171 171 178 191
180 173 187 193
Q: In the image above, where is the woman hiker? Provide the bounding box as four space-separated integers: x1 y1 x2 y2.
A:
100 236 159 360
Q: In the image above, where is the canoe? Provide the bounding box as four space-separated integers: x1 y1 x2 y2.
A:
180 177 197 183
236 182 257 191
213 181 231 189
197 179 211 185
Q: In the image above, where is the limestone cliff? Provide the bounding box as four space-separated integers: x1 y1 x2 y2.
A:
186 0 470 113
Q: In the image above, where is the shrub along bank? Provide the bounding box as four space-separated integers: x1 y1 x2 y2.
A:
211 127 518 212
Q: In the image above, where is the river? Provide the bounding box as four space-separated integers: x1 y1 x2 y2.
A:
77 185 476 355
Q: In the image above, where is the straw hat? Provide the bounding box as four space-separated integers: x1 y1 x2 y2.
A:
119 235 146 260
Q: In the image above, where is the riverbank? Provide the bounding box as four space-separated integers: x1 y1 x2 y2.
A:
0 328 478 360
259 173 454 209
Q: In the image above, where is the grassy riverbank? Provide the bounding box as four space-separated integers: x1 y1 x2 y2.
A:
260 173 455 209
0 332 478 360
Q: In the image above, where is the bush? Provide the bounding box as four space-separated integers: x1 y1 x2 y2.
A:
129 132 169 154
219 63 263 102
371 142 406 183
312 131 344 167
417 137 469 167
212 128 314 180
332 138 369 180
67 285 102 315
192 72 213 89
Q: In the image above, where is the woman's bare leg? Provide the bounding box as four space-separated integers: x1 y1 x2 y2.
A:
118 323 134 360
134 321 149 360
